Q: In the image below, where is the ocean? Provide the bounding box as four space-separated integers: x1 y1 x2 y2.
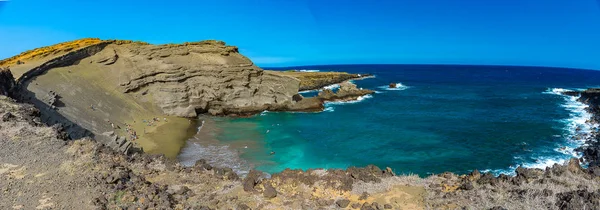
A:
178 64 600 176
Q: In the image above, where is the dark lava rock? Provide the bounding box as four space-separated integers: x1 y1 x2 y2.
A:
588 166 600 178
292 94 303 102
497 174 511 183
389 83 397 88
237 203 252 210
194 159 213 171
469 169 481 180
477 172 498 186
460 181 474 190
317 199 334 206
243 170 262 192
336 199 351 208
262 182 277 199
562 91 581 97
51 123 70 140
1 112 15 122
550 163 568 176
359 192 369 200
384 204 393 209
488 206 508 210
567 158 584 174
371 202 383 210
543 189 554 197
351 203 362 209
555 189 600 210
214 167 239 181
361 202 376 210
348 165 382 183
0 67 16 97
515 166 543 180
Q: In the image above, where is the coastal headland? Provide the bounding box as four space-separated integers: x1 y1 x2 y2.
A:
0 38 373 158
1 39 600 209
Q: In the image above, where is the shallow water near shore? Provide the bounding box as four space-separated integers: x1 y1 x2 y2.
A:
180 65 600 176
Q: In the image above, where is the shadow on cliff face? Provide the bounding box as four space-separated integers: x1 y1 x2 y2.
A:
16 88 95 141
5 44 116 142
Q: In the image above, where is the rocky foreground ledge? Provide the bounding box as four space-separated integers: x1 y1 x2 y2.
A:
2 89 600 210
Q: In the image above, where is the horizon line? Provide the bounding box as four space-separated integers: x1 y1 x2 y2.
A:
260 63 600 72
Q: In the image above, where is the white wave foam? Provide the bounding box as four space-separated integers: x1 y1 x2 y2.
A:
298 69 320 72
378 83 410 91
197 120 205 133
323 107 335 112
178 142 252 176
260 110 269 116
542 88 573 96
486 87 597 176
324 94 373 106
299 89 318 94
323 83 340 90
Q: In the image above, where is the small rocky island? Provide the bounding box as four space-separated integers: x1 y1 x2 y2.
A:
1 39 600 209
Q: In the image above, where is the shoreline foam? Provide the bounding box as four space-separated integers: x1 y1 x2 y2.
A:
484 88 597 175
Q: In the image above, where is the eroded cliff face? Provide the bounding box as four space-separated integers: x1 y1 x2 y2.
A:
102 41 301 117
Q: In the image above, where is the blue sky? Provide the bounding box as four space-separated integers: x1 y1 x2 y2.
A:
1 0 599 69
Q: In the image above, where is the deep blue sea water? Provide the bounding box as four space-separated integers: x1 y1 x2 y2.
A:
179 65 600 176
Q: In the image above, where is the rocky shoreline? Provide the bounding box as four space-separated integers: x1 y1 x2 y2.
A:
564 88 600 168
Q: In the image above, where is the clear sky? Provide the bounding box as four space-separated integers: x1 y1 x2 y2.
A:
1 0 599 69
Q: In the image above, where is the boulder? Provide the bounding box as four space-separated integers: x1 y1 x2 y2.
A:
567 158 584 174
336 199 351 208
515 166 544 181
389 83 396 88
0 67 16 97
243 170 262 192
262 182 277 199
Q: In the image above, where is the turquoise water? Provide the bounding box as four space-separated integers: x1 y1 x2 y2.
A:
180 65 600 176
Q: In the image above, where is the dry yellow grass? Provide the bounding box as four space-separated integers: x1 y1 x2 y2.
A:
0 38 151 67
0 38 103 66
